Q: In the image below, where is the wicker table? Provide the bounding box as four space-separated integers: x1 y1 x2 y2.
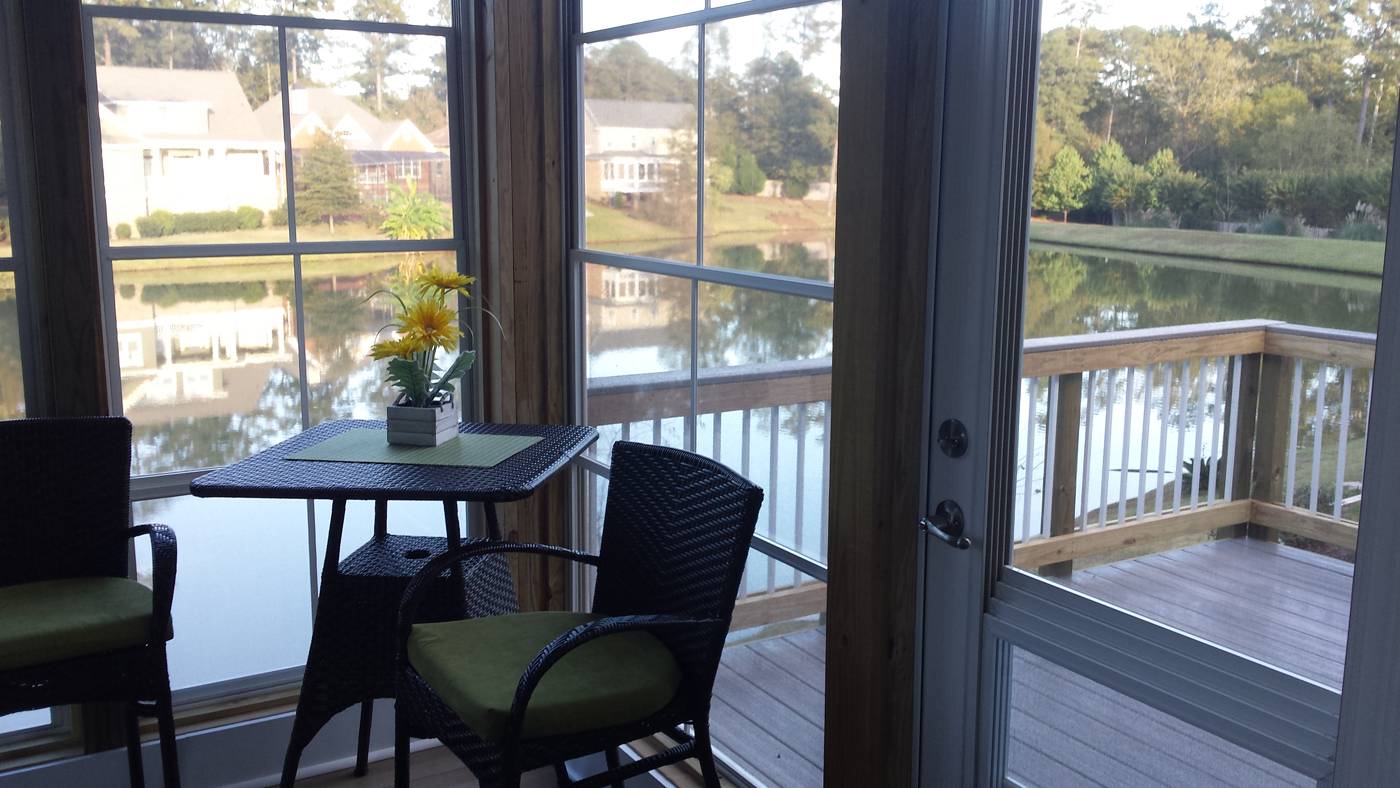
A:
190 419 597 788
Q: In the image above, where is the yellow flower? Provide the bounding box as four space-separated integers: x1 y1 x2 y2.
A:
399 300 461 351
417 269 475 298
369 336 424 360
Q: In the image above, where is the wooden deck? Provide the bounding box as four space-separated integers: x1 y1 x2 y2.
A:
710 538 1351 788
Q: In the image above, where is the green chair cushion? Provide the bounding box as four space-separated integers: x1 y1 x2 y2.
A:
407 611 682 743
0 577 163 671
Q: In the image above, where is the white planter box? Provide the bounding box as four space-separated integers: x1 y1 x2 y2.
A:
385 395 458 446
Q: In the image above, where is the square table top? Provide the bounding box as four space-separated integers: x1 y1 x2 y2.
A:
190 420 598 503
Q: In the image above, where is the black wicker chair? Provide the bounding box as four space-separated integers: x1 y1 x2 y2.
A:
393 441 764 788
0 417 181 788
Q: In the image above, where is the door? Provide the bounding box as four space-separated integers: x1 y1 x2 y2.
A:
918 0 1400 786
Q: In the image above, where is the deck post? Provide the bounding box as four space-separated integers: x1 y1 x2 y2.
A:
1042 372 1082 577
1221 353 1261 540
1249 353 1292 543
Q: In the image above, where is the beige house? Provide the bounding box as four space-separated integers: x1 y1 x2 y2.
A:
583 98 693 201
96 66 285 231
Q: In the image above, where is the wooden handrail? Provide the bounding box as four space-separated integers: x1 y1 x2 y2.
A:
584 320 1378 429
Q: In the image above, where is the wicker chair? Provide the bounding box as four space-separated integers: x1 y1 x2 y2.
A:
0 417 181 788
393 441 764 788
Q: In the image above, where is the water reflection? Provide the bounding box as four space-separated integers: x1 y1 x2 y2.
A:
1026 247 1382 338
116 252 456 474
0 275 21 419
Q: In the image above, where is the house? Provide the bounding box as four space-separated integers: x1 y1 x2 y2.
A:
254 85 450 206
582 98 693 202
96 66 285 231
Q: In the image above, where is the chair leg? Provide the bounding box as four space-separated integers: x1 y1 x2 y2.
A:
125 703 146 788
394 711 410 788
604 748 625 788
155 673 182 788
552 762 572 786
354 701 373 777
693 720 721 788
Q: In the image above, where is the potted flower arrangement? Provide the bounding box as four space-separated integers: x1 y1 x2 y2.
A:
370 269 486 446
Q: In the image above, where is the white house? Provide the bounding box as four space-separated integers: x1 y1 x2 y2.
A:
582 98 693 201
96 66 286 232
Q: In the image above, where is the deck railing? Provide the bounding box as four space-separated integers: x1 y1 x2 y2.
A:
579 319 1376 628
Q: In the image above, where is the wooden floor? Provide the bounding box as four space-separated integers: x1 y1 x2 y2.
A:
709 538 1351 788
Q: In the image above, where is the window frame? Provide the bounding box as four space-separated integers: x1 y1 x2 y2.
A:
74 1 478 711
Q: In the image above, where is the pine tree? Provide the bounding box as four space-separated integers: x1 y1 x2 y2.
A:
295 130 361 233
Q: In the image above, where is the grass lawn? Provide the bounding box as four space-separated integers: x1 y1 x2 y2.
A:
1030 221 1385 277
585 194 835 245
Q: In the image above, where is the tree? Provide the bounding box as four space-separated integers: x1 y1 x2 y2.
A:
584 39 693 101
1036 146 1093 221
295 130 361 232
732 152 766 195
381 181 450 240
1248 0 1354 106
353 0 410 114
1143 30 1252 164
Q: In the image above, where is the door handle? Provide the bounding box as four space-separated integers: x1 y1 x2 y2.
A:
921 500 971 550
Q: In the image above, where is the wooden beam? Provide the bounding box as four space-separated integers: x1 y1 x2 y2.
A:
1252 501 1359 550
730 584 828 632
825 0 938 784
1042 372 1082 577
1022 329 1267 378
1263 329 1375 368
1011 500 1252 569
586 372 831 424
1250 353 1293 544
474 0 569 612
9 0 108 416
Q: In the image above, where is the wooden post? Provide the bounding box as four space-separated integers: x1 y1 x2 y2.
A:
1249 353 1292 543
1220 353 1261 540
1042 373 1082 577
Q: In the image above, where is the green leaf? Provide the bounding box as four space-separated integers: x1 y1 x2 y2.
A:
386 357 431 407
427 351 475 404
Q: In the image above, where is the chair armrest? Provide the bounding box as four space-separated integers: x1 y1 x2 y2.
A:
505 614 726 743
397 541 602 651
127 523 177 646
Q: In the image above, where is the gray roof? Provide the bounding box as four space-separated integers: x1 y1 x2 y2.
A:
585 99 693 130
97 66 271 142
254 86 410 149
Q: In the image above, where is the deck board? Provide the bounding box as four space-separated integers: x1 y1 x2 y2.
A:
711 538 1349 788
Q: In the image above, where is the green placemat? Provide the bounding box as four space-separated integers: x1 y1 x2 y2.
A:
286 429 543 468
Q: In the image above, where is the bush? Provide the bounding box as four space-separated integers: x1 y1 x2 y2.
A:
135 210 176 239
114 222 132 240
173 209 240 234
1259 213 1297 236
733 153 766 195
270 205 288 226
236 205 264 230
784 177 810 200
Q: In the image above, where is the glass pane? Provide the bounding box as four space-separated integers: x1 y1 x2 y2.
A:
92 19 291 246
0 271 22 419
114 256 302 474
584 263 692 458
698 282 831 561
83 1 450 28
582 29 699 263
300 250 459 423
134 496 312 690
1005 647 1311 788
580 0 703 34
314 499 468 568
1013 0 1394 690
283 28 454 243
0 709 50 737
703 3 839 281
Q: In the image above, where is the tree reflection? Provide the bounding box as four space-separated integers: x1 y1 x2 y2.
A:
0 291 22 419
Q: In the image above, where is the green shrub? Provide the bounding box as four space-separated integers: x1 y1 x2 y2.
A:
135 210 176 238
236 205 264 230
784 177 810 200
119 284 136 299
114 222 132 240
173 210 240 234
1259 213 1296 236
270 205 288 226
733 153 766 196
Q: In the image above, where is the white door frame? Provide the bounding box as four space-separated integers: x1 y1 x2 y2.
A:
913 0 1400 785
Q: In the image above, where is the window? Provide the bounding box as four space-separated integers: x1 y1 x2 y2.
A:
81 0 466 705
571 1 839 781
